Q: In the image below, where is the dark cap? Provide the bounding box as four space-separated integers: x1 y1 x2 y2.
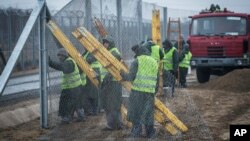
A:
57 48 68 57
162 39 172 48
103 35 115 46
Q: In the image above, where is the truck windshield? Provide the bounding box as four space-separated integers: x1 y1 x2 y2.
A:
191 16 246 36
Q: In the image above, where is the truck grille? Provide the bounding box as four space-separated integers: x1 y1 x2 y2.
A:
207 46 224 57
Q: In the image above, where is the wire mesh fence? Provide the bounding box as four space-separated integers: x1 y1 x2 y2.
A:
0 0 215 140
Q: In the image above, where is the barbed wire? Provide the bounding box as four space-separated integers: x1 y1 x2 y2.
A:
0 8 32 16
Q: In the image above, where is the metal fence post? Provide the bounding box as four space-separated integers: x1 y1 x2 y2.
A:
137 0 143 42
38 1 48 128
0 1 45 95
100 0 103 20
163 7 168 40
85 0 92 31
116 0 122 50
7 15 12 59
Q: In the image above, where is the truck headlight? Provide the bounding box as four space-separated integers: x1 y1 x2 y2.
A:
191 60 196 66
243 54 248 59
237 60 242 65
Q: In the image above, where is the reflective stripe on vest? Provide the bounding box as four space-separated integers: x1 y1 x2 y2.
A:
163 47 176 71
82 51 101 85
80 73 87 86
62 57 82 89
109 47 121 56
80 52 89 86
91 61 101 69
179 51 192 68
132 55 158 93
151 45 160 61
84 51 101 69
100 67 108 82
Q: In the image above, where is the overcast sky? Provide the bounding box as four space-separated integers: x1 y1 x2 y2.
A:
143 0 250 13
1 0 250 14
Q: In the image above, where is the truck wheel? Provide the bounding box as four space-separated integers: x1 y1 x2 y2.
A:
196 68 210 83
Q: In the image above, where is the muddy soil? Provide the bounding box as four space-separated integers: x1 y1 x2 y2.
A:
0 69 249 141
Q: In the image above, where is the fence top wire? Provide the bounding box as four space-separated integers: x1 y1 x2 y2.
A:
0 8 32 16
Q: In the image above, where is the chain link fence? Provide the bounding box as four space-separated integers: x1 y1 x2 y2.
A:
0 0 214 140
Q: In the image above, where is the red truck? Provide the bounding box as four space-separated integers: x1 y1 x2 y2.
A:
188 8 250 83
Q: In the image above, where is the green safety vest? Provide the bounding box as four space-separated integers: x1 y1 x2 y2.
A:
100 67 108 82
61 57 82 89
179 51 192 68
109 47 121 56
151 45 160 61
109 47 121 81
163 47 176 71
81 52 101 85
132 55 158 93
80 52 88 86
80 73 87 86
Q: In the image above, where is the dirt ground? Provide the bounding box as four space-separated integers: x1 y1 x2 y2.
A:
0 69 250 141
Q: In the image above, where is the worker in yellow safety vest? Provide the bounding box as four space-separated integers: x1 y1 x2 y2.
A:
162 39 179 97
121 44 158 138
145 38 164 62
101 36 123 130
82 51 101 116
179 44 192 88
49 48 85 123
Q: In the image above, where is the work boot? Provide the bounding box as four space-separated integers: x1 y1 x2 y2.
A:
145 125 156 138
76 109 85 117
61 116 71 124
130 123 142 137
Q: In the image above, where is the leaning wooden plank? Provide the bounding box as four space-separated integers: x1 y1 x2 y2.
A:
77 27 128 72
93 17 108 38
72 29 132 90
121 104 132 128
72 26 188 133
154 109 178 135
155 98 188 132
91 18 180 134
47 20 134 128
46 20 99 87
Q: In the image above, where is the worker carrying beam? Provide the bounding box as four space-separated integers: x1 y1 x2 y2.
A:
121 44 158 138
82 51 102 116
101 36 123 130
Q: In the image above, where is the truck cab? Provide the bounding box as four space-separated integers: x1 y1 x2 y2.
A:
188 9 250 83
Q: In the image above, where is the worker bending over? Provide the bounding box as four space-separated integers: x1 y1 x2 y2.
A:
49 48 85 123
101 36 123 130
